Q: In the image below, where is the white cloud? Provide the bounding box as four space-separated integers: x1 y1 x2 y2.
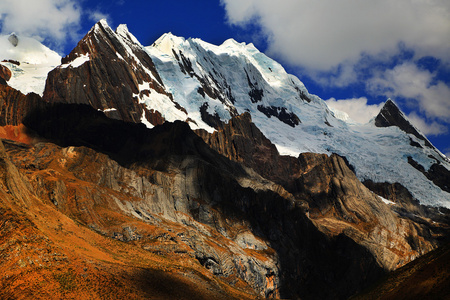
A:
367 62 450 123
87 10 110 23
0 0 112 52
0 0 82 47
324 97 383 124
220 0 450 72
407 112 448 136
309 61 359 88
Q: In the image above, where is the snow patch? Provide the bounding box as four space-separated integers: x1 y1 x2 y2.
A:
140 110 154 129
152 33 186 55
379 196 396 205
136 82 187 123
60 54 89 68
98 108 117 113
0 34 61 65
116 52 124 60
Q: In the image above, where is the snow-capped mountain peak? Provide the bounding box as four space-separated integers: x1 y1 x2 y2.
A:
116 24 142 47
0 33 61 95
93 18 111 33
144 31 450 208
375 99 434 148
152 32 186 55
40 20 450 209
0 34 60 65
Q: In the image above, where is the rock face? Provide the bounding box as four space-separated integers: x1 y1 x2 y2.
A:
0 96 448 298
16 102 425 299
0 64 12 84
354 242 450 299
198 112 449 272
43 20 173 126
20 103 449 298
0 84 43 126
196 112 302 192
375 99 433 148
0 141 258 300
407 156 450 194
0 139 33 204
20 103 283 297
195 112 280 173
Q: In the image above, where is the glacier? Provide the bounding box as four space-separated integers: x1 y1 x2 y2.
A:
142 30 450 208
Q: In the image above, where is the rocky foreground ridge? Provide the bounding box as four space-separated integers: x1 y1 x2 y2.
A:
0 20 449 299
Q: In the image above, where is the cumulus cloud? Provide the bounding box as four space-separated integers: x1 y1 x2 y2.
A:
367 62 450 123
325 97 383 124
220 0 450 71
220 0 450 142
0 0 82 48
0 0 108 52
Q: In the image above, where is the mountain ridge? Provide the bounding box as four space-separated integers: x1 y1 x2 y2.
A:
39 19 450 208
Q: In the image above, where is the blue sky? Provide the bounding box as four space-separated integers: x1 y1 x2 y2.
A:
1 0 449 156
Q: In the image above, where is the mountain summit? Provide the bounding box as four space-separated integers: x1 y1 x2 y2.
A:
375 99 434 148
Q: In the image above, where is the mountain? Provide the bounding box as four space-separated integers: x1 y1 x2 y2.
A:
0 20 449 299
44 20 450 209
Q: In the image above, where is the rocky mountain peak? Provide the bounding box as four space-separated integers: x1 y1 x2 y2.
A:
91 19 113 36
44 20 171 125
116 23 142 47
375 99 405 126
375 99 433 148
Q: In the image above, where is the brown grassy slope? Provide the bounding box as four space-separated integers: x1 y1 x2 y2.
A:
352 242 450 300
0 137 259 300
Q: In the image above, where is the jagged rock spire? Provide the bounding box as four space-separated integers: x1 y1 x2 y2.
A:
375 99 433 148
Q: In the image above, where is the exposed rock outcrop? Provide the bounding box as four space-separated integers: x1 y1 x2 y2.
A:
407 156 450 194
0 139 33 204
375 99 433 148
20 103 282 297
0 141 253 300
0 64 12 84
17 103 400 299
354 242 450 299
0 98 446 299
0 84 43 126
197 112 448 273
43 20 173 126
